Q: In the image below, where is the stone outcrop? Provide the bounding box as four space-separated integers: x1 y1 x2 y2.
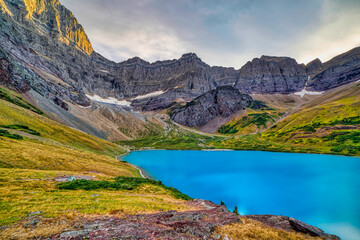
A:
245 215 340 240
170 86 253 127
52 199 241 240
234 56 308 94
51 200 340 240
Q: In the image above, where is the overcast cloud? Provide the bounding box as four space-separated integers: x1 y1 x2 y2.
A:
60 0 360 68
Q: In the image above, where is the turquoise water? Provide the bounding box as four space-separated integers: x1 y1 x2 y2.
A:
123 150 360 240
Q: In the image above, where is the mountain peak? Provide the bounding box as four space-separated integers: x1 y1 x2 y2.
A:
180 52 200 60
5 0 93 55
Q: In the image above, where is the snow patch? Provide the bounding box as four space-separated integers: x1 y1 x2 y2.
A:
99 69 109 73
294 89 324 98
132 90 165 100
86 94 131 106
356 79 360 83
78 105 92 109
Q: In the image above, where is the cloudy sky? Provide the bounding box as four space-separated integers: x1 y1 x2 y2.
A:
60 0 360 68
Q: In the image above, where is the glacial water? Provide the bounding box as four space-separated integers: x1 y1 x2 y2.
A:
123 150 360 240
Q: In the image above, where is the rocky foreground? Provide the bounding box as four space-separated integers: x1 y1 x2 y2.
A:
52 200 339 240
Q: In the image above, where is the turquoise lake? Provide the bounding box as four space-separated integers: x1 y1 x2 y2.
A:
123 150 360 240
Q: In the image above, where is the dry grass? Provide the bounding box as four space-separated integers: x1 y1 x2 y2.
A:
0 216 76 240
0 137 137 176
0 99 125 157
213 218 324 240
0 168 198 226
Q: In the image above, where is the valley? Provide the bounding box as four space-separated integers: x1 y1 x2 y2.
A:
0 0 359 239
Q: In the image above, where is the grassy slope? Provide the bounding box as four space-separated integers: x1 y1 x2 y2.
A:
217 108 283 135
118 121 224 150
262 82 360 156
0 87 199 238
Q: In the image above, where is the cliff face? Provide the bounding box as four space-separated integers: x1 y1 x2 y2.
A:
170 86 253 127
1 0 360 116
307 47 360 91
12 0 93 54
234 56 308 94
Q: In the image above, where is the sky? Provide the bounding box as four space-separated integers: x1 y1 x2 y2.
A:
60 0 360 68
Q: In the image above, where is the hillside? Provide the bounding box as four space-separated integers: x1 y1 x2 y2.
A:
0 87 199 238
0 85 338 239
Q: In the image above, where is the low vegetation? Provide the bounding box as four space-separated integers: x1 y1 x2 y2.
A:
218 108 282 135
118 123 223 150
0 88 198 239
0 87 43 115
0 128 23 140
58 177 192 200
1 124 40 135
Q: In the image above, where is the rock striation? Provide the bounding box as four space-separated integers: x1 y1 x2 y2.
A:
51 200 339 240
52 199 241 240
235 56 308 94
0 0 360 120
170 86 253 127
307 47 360 91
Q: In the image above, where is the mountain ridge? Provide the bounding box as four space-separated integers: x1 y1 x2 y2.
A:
1 0 359 112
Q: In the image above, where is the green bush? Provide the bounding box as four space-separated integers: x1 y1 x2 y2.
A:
1 124 40 136
57 177 192 200
0 88 43 115
0 129 23 140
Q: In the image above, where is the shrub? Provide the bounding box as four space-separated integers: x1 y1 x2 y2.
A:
57 177 192 200
1 124 40 136
0 129 23 140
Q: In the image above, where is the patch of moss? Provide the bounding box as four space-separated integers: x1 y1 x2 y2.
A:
0 129 23 140
1 124 40 136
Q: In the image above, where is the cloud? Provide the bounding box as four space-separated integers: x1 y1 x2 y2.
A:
60 0 360 68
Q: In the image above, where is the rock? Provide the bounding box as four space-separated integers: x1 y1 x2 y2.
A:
170 86 253 127
289 218 341 240
245 215 340 240
234 56 308 94
52 199 241 239
29 211 42 216
24 219 39 228
306 58 323 75
307 46 360 91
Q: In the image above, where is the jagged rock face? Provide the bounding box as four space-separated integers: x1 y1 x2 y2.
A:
0 0 92 107
234 56 308 94
307 47 360 91
88 53 239 100
171 86 253 127
1 0 360 117
306 58 322 75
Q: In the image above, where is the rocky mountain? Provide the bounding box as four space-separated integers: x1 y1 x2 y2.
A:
235 56 308 94
170 86 253 127
307 47 360 91
0 0 360 139
305 58 323 75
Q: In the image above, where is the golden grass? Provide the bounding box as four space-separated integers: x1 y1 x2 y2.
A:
0 99 125 157
213 218 324 240
0 137 137 176
0 168 198 227
0 216 75 240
